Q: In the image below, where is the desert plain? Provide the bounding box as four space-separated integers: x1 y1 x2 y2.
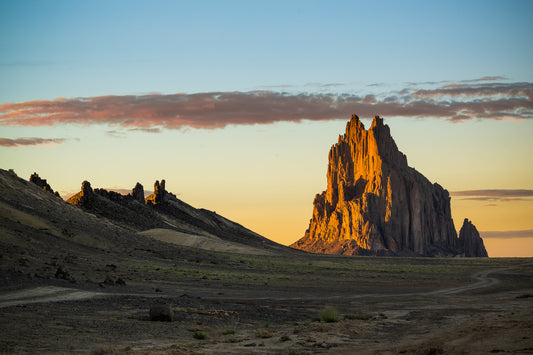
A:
1 242 532 354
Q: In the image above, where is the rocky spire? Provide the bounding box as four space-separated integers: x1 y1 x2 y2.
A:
66 180 95 207
291 114 487 257
146 179 166 205
130 182 145 203
458 219 488 257
29 172 60 197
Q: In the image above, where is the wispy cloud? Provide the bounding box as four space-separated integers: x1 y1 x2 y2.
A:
256 84 296 89
480 230 533 239
129 127 162 133
461 76 507 83
305 82 346 88
1 80 531 130
0 137 67 147
451 189 533 202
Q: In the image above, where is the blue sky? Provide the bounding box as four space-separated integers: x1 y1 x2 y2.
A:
2 0 532 101
1 0 532 256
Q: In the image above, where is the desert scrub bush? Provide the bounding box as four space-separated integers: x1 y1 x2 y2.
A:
193 331 207 340
319 307 340 323
280 335 291 342
256 329 274 338
344 313 374 321
221 328 235 335
90 345 119 355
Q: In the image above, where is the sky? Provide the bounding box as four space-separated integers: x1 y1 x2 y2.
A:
1 0 532 257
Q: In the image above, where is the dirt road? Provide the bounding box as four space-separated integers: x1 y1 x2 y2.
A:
0 264 519 308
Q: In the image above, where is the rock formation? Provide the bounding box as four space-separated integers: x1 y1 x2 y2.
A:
130 182 145 203
146 180 166 205
66 181 94 207
291 114 488 257
458 219 488 257
29 172 60 197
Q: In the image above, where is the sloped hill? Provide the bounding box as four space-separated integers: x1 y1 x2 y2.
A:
0 168 288 289
64 177 284 251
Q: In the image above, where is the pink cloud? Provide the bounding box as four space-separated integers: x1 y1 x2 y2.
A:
1 81 531 131
450 189 533 202
0 137 66 147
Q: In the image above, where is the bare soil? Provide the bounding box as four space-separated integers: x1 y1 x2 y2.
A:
1 252 532 354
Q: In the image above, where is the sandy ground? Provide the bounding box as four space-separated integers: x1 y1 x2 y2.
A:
138 229 272 255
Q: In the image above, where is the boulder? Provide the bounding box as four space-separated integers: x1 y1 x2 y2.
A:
55 265 75 283
149 304 174 322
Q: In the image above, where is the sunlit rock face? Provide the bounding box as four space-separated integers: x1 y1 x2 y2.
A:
67 180 95 207
145 179 166 205
291 114 487 257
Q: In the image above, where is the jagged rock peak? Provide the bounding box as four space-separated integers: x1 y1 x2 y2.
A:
291 114 486 257
130 182 145 203
81 181 93 196
146 179 166 205
458 219 488 257
66 180 94 207
29 172 60 197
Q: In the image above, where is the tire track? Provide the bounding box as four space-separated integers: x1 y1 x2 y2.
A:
0 263 528 308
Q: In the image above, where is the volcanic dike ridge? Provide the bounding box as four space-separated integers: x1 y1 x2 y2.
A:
291 115 488 257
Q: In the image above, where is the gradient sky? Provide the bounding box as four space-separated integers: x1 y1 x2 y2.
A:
1 0 532 257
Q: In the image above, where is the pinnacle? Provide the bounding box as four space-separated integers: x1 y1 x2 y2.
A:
291 114 488 257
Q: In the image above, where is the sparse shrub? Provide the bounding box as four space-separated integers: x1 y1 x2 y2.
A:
90 345 118 355
193 331 207 340
344 313 373 321
280 335 291 342
319 307 340 323
221 328 235 335
256 329 274 338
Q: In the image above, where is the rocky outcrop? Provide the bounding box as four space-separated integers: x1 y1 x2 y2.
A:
29 172 60 197
94 188 124 202
146 180 166 205
130 183 145 203
66 181 94 207
291 114 487 257
458 219 488 257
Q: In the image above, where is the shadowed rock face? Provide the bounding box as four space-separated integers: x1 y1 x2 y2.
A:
66 181 94 207
130 183 145 203
291 114 488 257
459 219 488 257
29 173 60 197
